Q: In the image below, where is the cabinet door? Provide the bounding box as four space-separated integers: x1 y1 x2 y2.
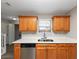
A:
36 47 46 59
53 16 70 32
53 16 64 32
28 16 37 32
68 46 77 59
47 46 57 59
64 16 70 32
57 47 68 59
19 16 28 32
14 43 21 59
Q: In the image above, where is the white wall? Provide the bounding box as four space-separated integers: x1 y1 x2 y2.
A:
66 7 77 38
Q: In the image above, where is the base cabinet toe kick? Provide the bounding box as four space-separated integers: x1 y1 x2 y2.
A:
14 43 77 59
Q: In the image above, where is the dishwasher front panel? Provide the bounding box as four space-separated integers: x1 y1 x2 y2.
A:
21 48 35 59
21 44 35 59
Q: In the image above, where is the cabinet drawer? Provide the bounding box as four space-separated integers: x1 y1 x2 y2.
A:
65 43 77 47
14 43 21 47
36 47 46 49
57 43 77 47
36 43 77 47
36 44 48 47
47 44 57 47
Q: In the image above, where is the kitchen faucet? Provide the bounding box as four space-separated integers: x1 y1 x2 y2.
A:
43 31 47 39
38 31 53 42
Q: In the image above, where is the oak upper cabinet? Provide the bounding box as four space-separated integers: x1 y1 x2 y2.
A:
27 17 37 32
53 16 64 32
19 16 38 32
64 16 70 32
52 16 70 33
19 16 28 31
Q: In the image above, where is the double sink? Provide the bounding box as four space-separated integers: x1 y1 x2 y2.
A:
38 38 54 42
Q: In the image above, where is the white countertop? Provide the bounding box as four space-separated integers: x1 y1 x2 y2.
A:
12 37 77 43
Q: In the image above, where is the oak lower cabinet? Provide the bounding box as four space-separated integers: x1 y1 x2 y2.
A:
47 46 57 59
36 44 77 59
68 46 77 59
56 46 69 59
36 46 46 59
14 43 21 59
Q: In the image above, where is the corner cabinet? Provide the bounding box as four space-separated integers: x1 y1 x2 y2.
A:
19 16 38 32
36 44 77 59
52 16 70 33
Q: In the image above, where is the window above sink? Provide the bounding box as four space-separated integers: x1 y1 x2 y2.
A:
39 20 51 32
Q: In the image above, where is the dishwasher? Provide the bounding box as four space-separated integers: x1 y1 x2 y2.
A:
21 44 35 59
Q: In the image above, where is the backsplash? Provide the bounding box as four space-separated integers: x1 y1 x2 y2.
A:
22 32 67 39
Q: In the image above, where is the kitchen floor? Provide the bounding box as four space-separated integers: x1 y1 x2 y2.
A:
1 45 14 59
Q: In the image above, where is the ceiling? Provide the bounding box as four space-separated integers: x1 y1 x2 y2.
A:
1 0 77 20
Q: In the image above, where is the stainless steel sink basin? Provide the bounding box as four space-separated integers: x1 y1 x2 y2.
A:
38 39 53 42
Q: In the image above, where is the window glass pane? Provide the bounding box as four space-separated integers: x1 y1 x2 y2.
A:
39 20 51 32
